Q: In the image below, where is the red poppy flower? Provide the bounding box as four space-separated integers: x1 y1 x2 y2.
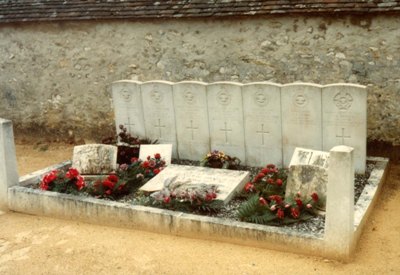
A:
259 197 267 206
244 182 254 192
66 168 79 179
290 207 300 219
261 168 269 174
102 179 115 190
75 176 85 190
295 198 303 208
311 192 319 202
277 208 285 219
257 172 265 179
107 174 119 183
163 196 171 204
105 189 112 195
154 153 161 159
141 161 150 168
43 171 58 185
153 168 160 175
276 179 283 186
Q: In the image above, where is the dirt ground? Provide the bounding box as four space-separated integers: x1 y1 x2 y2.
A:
0 142 399 274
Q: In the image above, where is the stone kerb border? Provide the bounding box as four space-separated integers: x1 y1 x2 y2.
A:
111 81 367 172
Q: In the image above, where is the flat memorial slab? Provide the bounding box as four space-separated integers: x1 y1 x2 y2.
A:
139 165 250 204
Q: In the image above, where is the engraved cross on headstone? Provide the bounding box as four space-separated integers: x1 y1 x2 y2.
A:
186 120 198 140
154 118 166 138
336 128 351 145
220 122 232 144
256 124 269 145
124 117 135 133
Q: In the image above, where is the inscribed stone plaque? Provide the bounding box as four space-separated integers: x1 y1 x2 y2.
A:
141 81 178 158
72 144 118 175
139 165 250 204
285 165 327 210
112 81 146 138
173 81 210 161
242 82 282 167
139 144 173 165
322 84 367 173
281 83 323 167
289 147 329 169
207 82 246 162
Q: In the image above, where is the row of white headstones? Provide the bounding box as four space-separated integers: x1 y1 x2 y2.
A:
112 81 366 173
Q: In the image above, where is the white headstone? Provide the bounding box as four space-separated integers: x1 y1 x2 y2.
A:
289 147 330 169
141 81 178 158
139 144 173 165
112 80 146 138
242 82 282 167
325 145 355 258
322 84 367 173
139 165 250 204
72 144 118 175
173 81 210 161
281 83 323 167
207 82 246 162
0 119 19 209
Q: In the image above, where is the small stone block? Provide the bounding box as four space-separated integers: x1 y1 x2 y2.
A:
139 165 250 204
72 144 118 175
289 147 330 169
139 144 173 165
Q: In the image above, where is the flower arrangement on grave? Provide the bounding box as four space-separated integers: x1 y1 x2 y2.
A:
238 163 319 225
200 150 241 170
102 125 158 165
88 153 167 199
141 176 223 213
243 164 287 198
39 168 85 194
238 192 319 225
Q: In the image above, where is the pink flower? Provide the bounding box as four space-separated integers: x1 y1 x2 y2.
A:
306 203 313 209
66 168 79 179
270 205 277 211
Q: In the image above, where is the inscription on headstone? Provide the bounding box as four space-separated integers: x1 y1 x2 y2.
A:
289 147 329 169
281 83 323 167
242 82 282 167
322 84 367 173
141 81 178 158
173 81 210 161
207 82 245 162
112 81 146 138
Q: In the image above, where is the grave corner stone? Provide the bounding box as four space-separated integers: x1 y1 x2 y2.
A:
173 81 210 161
141 81 178 158
324 145 355 258
0 118 19 210
72 144 118 175
322 84 367 173
281 83 323 167
242 82 282 167
207 82 246 162
111 80 146 138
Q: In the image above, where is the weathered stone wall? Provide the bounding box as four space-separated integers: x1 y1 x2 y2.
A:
0 15 399 144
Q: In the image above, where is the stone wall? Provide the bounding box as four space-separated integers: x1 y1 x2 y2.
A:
0 15 399 144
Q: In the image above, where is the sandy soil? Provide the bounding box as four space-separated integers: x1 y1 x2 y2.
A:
0 143 399 274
